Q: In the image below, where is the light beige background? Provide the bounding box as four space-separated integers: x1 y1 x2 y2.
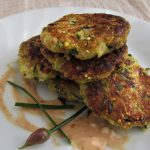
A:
0 0 150 21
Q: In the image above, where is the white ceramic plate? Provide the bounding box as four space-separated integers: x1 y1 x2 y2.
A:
0 7 150 150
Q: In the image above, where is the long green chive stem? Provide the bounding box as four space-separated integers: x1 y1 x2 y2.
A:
15 102 75 109
7 81 71 144
70 92 83 101
57 97 67 105
18 106 87 149
58 96 83 104
48 106 87 134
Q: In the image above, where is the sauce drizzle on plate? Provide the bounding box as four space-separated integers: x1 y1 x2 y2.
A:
0 66 128 150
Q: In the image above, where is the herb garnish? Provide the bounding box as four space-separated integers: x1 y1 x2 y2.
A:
15 102 75 110
7 81 70 144
19 106 87 149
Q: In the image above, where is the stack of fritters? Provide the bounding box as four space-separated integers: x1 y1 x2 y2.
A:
18 13 150 129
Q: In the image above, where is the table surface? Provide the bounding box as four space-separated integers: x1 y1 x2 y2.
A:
0 0 150 22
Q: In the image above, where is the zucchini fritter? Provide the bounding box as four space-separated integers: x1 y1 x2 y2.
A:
48 77 82 102
80 55 150 129
19 36 57 81
41 45 128 83
41 13 130 60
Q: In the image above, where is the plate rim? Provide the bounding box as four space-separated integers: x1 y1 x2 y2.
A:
0 6 150 150
0 6 150 25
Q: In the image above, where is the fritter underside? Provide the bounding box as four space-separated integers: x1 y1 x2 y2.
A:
80 55 150 129
47 77 82 102
41 13 130 60
18 35 56 81
41 44 128 83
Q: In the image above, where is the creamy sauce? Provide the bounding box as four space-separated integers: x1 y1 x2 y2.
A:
0 67 64 132
0 68 16 124
64 114 128 150
0 67 128 150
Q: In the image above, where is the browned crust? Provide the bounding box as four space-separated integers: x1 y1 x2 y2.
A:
41 13 130 60
81 57 150 129
41 45 128 83
19 35 56 78
49 77 82 102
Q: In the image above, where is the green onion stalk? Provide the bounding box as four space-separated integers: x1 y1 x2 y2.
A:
15 102 75 110
19 106 86 149
7 81 87 149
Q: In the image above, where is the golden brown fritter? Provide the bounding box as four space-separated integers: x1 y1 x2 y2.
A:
41 45 128 84
41 13 130 60
19 35 57 81
48 77 82 102
80 55 150 129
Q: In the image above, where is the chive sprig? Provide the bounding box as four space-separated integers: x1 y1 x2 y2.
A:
15 102 75 110
8 81 71 144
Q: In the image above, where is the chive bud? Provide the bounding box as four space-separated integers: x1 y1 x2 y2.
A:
19 128 49 149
